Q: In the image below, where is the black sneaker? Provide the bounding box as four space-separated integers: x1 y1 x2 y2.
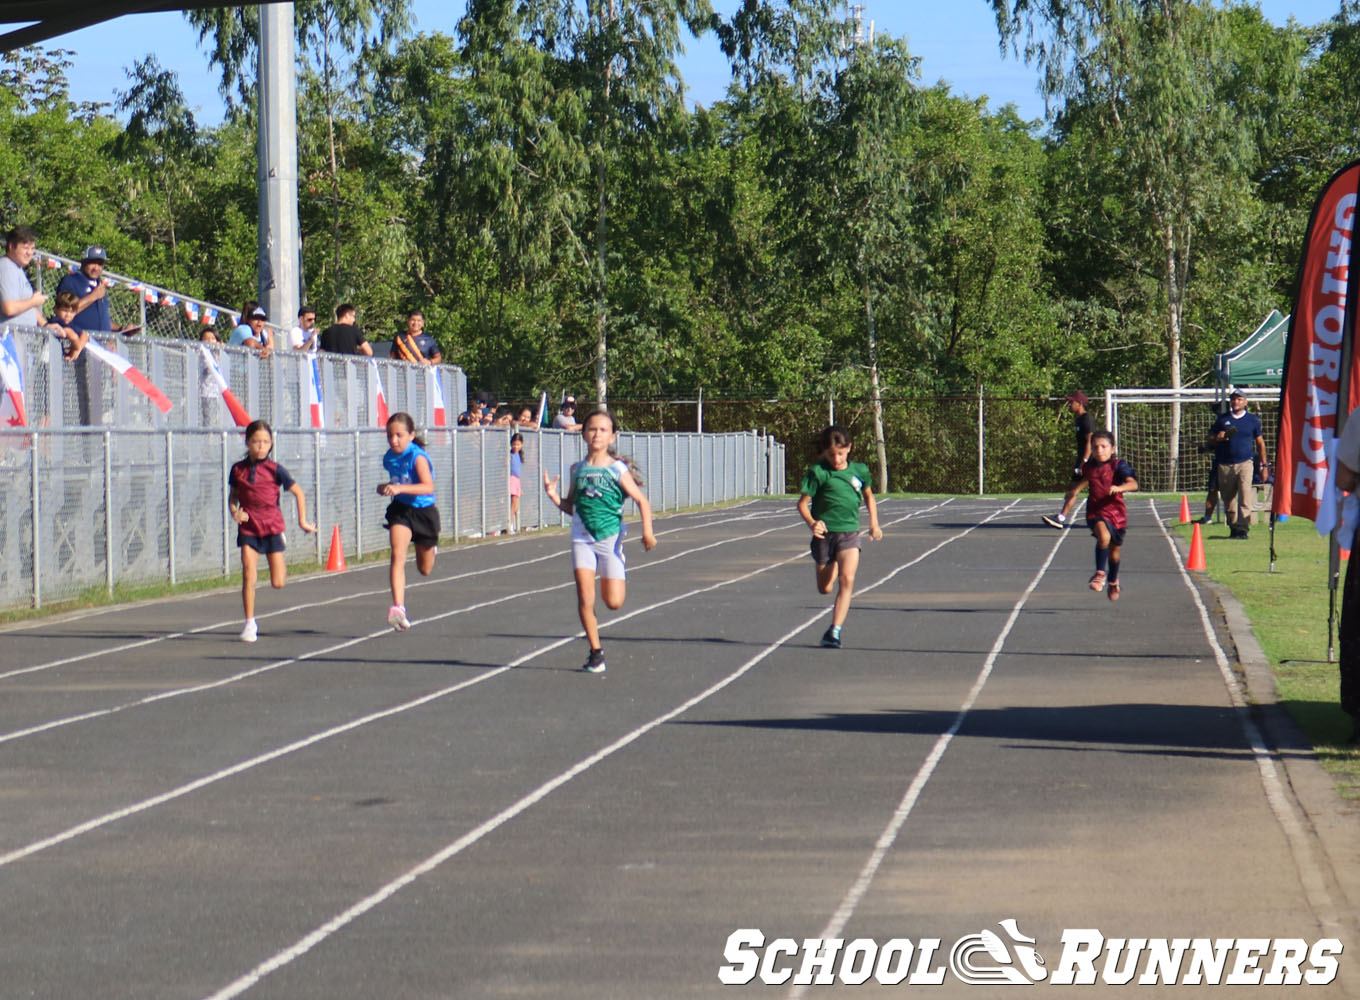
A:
820 628 841 649
583 648 606 673
1041 515 1065 530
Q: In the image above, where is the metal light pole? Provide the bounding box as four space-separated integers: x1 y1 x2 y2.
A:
257 3 301 330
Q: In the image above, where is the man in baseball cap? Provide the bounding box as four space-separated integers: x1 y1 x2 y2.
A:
1208 389 1266 539
1043 390 1096 529
552 394 580 431
56 244 139 338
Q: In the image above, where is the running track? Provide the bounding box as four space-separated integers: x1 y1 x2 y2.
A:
0 497 1355 998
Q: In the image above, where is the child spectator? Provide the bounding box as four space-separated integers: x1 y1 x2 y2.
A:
508 432 524 533
46 290 87 363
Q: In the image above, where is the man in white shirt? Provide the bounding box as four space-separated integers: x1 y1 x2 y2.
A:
288 305 318 350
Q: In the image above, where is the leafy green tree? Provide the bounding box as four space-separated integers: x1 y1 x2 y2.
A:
111 57 203 291
995 0 1299 478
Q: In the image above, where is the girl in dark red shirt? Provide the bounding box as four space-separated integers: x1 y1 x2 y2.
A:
229 420 316 641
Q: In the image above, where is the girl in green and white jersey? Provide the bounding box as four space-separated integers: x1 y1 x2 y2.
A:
544 410 657 673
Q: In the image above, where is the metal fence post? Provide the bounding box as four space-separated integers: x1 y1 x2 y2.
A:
977 392 985 496
166 430 177 585
353 430 363 562
222 432 232 577
451 428 460 541
104 431 114 597
30 431 40 608
559 435 567 528
313 429 323 562
479 427 487 537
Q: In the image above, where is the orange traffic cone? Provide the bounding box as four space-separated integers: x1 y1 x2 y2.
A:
1178 494 1191 523
326 525 347 572
1186 522 1206 571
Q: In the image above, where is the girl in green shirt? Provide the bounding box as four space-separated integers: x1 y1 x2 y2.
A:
797 425 882 649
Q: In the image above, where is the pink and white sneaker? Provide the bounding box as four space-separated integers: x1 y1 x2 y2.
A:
387 604 411 631
1088 570 1107 592
1107 580 1121 601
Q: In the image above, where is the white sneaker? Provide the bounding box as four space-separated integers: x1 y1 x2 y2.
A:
240 620 258 643
387 604 411 631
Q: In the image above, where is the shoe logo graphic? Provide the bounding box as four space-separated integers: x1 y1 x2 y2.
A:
949 918 1048 985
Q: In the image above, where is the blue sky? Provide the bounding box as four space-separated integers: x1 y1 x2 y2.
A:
44 0 1347 127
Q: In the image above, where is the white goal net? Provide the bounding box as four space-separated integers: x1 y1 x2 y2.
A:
1105 387 1279 494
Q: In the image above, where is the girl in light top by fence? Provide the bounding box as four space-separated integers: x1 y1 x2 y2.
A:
378 411 441 631
543 410 657 673
228 420 315 642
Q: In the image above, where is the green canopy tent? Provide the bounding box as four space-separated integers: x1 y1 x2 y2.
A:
1215 309 1287 387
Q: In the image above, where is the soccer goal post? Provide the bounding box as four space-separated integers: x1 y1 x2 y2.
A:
1105 387 1279 494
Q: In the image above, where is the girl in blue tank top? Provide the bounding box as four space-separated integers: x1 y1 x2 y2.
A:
377 412 442 631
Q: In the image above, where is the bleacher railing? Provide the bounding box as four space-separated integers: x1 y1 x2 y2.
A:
6 323 467 431
0 426 787 610
33 250 290 344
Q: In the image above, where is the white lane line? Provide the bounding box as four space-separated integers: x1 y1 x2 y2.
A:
0 502 953 862
0 500 942 747
198 500 997 1000
0 516 814 747
1153 501 1341 936
0 505 787 684
787 498 1056 1000
0 544 819 872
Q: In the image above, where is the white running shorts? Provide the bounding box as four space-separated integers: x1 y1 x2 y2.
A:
571 525 627 579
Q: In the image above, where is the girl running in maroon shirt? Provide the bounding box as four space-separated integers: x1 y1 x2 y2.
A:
228 420 315 641
1071 430 1138 601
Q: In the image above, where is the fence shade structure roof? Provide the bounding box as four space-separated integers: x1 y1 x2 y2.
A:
0 0 289 51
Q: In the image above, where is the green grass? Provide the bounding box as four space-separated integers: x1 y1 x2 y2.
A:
1169 511 1360 800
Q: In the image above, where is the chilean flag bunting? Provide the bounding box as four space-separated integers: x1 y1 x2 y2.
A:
83 338 173 414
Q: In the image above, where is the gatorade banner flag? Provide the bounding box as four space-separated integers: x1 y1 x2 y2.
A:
0 329 27 427
84 338 172 414
197 343 251 427
1277 159 1360 525
305 351 325 429
368 358 389 427
427 368 447 427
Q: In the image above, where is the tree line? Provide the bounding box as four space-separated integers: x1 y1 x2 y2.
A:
0 0 1348 436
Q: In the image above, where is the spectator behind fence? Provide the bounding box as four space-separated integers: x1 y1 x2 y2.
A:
319 303 373 356
46 289 87 363
288 305 318 351
229 305 274 359
553 395 581 431
391 309 441 365
0 225 45 328
459 391 489 427
57 246 140 338
518 405 538 429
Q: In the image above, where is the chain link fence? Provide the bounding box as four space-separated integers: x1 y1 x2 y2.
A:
0 427 786 610
601 396 1084 494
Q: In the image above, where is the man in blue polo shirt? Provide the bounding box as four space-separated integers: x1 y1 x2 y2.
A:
1207 389 1267 539
56 246 139 338
55 246 138 425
